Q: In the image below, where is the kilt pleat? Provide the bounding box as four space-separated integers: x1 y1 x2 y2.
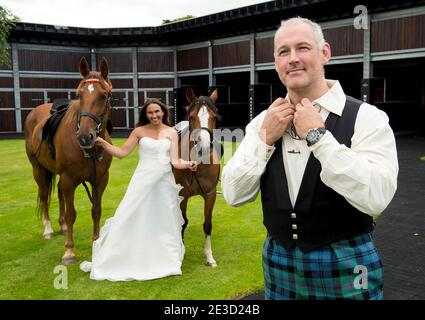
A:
262 233 384 300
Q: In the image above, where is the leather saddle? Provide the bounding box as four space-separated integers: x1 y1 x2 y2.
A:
41 99 71 160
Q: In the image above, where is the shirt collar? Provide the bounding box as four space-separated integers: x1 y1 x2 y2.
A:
285 80 346 116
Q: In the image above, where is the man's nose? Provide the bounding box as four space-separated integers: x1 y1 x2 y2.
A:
288 49 300 63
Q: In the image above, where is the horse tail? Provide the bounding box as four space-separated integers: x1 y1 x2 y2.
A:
36 169 56 219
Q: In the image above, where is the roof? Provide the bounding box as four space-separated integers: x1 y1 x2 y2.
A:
9 0 425 47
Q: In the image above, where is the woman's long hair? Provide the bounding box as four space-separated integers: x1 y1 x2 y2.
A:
137 98 169 127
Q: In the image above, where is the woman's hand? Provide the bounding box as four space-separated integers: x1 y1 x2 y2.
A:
96 136 106 146
187 160 198 171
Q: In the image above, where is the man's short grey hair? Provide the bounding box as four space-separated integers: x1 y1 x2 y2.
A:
274 17 326 52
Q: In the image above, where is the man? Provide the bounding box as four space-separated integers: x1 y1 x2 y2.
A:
221 17 398 300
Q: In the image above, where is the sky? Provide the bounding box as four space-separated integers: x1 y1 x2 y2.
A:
0 0 269 28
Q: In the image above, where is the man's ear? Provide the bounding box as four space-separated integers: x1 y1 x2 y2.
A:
322 42 331 64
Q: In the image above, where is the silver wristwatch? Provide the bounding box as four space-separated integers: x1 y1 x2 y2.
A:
306 127 326 146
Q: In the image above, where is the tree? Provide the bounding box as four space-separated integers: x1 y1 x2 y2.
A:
162 15 196 25
0 6 19 67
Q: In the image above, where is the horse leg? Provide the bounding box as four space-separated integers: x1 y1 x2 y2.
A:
30 159 54 239
58 184 67 235
60 175 77 264
180 196 189 240
203 192 217 267
91 171 109 241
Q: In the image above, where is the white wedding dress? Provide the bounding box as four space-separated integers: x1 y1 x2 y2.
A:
80 137 185 281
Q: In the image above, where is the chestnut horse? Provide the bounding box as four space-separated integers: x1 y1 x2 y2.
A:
173 88 221 267
24 57 113 264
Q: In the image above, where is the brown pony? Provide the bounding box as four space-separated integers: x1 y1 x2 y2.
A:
24 57 113 264
173 88 221 267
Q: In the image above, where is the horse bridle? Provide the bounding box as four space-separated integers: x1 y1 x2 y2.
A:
76 78 112 146
76 111 104 137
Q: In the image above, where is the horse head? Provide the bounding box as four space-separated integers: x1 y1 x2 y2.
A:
185 87 220 164
76 56 112 150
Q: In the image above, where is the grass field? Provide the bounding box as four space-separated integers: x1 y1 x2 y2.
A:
0 138 265 300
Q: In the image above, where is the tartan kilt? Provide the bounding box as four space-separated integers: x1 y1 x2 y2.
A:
262 232 384 300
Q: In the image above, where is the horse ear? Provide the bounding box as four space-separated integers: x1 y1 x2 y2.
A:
100 57 109 79
79 56 90 77
209 89 218 103
185 87 196 104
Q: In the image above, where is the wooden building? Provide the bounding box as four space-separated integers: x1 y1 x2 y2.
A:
1 0 425 133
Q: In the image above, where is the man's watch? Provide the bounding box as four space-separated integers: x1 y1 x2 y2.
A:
305 127 326 146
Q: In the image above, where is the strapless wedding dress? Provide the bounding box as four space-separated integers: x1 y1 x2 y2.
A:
80 137 185 281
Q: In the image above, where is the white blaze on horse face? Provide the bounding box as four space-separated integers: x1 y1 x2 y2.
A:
197 105 210 148
87 84 94 93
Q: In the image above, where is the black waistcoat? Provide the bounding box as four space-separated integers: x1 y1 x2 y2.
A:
260 96 373 252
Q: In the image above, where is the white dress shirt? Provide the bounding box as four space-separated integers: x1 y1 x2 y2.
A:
221 80 399 218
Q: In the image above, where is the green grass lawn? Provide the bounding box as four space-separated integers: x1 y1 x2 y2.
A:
0 138 265 300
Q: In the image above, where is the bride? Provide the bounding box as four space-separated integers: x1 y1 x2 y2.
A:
80 98 197 281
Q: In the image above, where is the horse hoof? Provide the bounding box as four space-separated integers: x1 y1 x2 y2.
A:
61 256 76 265
43 232 54 240
206 261 218 267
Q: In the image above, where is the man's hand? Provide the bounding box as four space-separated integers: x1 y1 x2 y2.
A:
260 98 295 145
293 98 325 139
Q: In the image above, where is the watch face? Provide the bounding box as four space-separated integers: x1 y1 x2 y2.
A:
307 130 318 142
306 128 325 146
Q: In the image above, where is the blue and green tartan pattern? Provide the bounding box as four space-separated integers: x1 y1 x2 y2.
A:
262 233 384 300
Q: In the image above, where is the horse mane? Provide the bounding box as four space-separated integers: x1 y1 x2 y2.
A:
61 100 79 128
